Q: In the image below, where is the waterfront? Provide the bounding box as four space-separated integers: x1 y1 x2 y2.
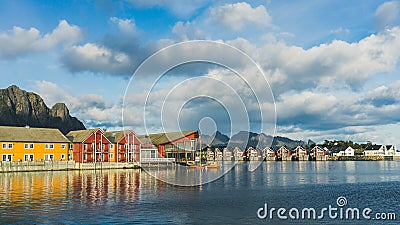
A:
1 161 400 224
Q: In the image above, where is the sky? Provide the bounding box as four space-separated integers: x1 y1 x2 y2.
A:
1 0 400 146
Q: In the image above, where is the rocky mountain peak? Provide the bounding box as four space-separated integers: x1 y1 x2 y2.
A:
0 85 85 134
50 103 70 119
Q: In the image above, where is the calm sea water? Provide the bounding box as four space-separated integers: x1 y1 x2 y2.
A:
1 161 400 224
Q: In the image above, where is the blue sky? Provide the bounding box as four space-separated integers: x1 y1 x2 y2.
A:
1 0 400 146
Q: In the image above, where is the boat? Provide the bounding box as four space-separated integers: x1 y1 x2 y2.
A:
186 161 198 167
204 161 219 169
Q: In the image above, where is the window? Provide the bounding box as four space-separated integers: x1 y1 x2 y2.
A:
44 154 54 161
24 154 34 162
110 153 114 159
69 144 73 150
102 144 105 149
61 144 66 149
110 144 114 149
61 154 65 159
45 144 54 149
24 143 34 149
2 154 12 162
83 144 87 150
83 154 87 160
2 143 13 149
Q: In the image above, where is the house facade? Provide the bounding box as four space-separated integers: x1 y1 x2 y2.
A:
223 148 233 161
385 145 397 156
214 148 223 161
246 147 261 161
105 130 141 162
233 147 244 161
263 147 276 161
143 130 199 162
330 146 354 156
66 128 111 163
0 126 70 162
364 145 386 156
278 146 291 160
206 148 215 161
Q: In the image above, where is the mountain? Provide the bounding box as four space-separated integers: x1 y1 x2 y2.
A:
230 131 259 148
200 131 230 147
0 85 85 134
272 136 306 149
202 130 307 149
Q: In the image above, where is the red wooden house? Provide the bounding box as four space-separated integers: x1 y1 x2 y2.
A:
278 146 291 161
142 130 199 162
66 128 111 163
105 130 141 162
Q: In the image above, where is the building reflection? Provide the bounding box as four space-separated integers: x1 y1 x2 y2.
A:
0 169 145 210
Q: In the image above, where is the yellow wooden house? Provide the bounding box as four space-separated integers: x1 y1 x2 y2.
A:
0 126 70 162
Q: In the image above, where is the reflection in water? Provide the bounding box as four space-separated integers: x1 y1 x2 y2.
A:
142 162 237 186
1 161 400 224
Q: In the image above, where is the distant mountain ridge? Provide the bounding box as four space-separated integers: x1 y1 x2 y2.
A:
201 131 307 149
0 85 85 134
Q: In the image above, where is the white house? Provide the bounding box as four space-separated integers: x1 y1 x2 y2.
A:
294 146 307 157
364 145 386 156
247 147 260 161
233 147 244 161
263 147 275 157
311 146 328 156
385 145 397 156
206 148 214 161
330 146 354 156
214 148 223 161
223 148 232 161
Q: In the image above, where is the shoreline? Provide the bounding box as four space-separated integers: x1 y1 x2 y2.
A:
1 157 400 173
0 161 140 173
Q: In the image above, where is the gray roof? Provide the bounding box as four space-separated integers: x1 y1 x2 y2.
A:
365 145 383 150
0 126 70 143
330 146 349 153
138 130 198 146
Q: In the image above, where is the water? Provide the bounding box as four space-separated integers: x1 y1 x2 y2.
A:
1 161 400 224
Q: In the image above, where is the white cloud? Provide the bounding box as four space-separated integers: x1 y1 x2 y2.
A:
0 20 83 59
208 2 272 31
61 17 153 75
227 27 400 93
172 21 206 41
375 1 400 28
33 80 122 128
276 91 338 120
61 43 132 74
110 17 137 35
